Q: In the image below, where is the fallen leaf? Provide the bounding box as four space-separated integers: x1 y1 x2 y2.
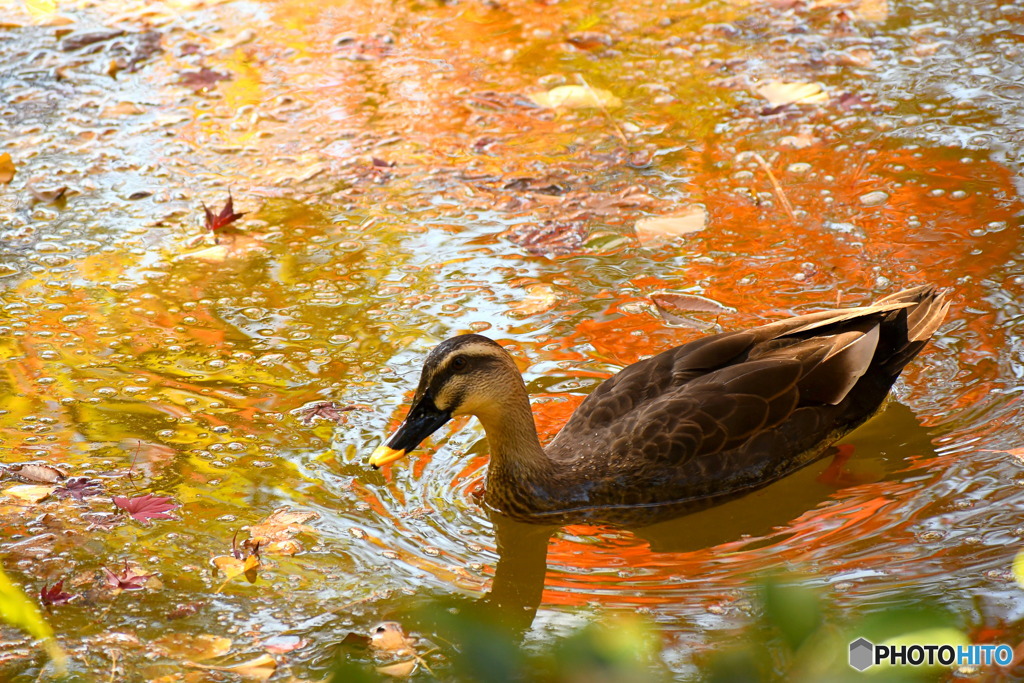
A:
510 283 559 317
213 553 261 591
0 153 16 184
291 401 358 426
101 101 144 117
153 633 232 661
39 580 76 606
857 0 888 22
651 292 732 316
247 507 319 554
262 635 308 655
634 206 707 245
102 562 153 591
376 660 418 677
178 67 232 91
53 476 104 500
5 463 66 484
27 183 68 204
755 81 828 107
113 493 178 524
187 654 277 681
529 84 622 109
61 29 124 51
203 192 245 235
3 485 55 503
182 244 230 263
168 602 205 620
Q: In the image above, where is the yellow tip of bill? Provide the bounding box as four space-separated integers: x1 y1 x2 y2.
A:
369 444 407 468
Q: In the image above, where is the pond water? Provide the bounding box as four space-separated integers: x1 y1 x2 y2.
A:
1 0 1023 679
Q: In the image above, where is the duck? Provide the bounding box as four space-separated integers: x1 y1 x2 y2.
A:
368 286 949 525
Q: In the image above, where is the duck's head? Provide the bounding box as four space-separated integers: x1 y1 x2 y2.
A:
368 334 522 467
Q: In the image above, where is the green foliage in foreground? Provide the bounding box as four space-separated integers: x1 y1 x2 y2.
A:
331 577 974 682
0 565 66 675
705 578 966 682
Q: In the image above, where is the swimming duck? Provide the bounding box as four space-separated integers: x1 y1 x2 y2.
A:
369 286 949 525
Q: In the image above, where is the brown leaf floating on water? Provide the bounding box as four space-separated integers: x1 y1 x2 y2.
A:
4 463 66 484
651 292 733 327
651 292 732 315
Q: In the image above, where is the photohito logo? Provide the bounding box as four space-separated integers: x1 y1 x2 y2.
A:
848 637 1013 671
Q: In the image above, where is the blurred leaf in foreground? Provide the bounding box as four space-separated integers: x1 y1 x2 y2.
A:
0 566 66 673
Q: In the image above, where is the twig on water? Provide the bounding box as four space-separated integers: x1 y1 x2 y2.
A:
751 152 797 222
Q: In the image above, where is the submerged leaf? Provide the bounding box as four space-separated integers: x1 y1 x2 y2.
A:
376 659 418 677
3 485 55 503
529 85 622 109
635 206 707 245
187 654 277 680
292 401 358 426
755 81 828 107
247 507 319 555
102 563 153 591
54 476 103 500
153 633 232 661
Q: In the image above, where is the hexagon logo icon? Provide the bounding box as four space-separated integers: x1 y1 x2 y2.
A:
849 637 874 671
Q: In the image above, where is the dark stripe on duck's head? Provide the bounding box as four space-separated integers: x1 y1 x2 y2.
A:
422 335 505 375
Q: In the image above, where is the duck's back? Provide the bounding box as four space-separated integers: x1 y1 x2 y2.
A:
541 286 948 521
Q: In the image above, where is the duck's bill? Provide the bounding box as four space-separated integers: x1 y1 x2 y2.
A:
368 396 451 468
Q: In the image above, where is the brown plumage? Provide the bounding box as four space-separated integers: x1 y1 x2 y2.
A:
368 286 949 525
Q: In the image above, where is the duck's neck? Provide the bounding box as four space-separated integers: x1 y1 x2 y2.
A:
472 384 558 512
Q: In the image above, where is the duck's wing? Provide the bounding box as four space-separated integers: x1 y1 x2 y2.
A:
545 287 947 497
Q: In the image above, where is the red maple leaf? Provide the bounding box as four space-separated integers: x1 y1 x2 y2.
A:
113 493 178 524
202 192 245 234
40 580 76 606
102 562 152 591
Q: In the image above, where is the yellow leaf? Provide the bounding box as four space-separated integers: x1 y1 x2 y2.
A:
635 206 707 245
510 283 559 317
3 485 54 503
248 507 319 553
212 554 261 591
189 654 277 681
376 659 418 677
153 633 233 661
529 85 622 110
0 567 66 674
755 81 828 107
22 0 57 17
857 0 888 22
261 539 304 556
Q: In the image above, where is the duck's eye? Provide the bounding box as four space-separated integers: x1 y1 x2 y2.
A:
451 356 468 371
